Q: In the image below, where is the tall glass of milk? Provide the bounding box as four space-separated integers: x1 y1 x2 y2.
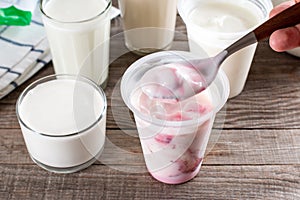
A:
178 0 273 98
118 0 178 55
16 75 107 173
40 0 111 88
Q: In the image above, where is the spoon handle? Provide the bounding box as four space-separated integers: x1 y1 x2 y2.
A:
255 2 300 41
224 2 300 57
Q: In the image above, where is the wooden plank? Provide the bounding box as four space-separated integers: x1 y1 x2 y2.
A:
225 41 300 129
1 129 299 165
0 164 299 199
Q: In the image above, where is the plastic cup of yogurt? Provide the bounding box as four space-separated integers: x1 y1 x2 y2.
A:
178 0 273 98
121 51 229 184
40 0 111 88
16 74 107 173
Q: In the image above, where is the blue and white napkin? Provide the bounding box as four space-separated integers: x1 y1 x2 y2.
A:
0 0 50 99
0 2 120 99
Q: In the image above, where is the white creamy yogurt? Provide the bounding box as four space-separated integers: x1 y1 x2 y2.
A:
189 2 260 33
179 0 272 98
41 0 111 87
120 50 230 183
17 77 106 171
131 86 214 184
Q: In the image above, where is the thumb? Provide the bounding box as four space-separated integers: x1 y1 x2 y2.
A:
269 25 300 52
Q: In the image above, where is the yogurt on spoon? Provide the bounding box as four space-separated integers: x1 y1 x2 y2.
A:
141 61 207 102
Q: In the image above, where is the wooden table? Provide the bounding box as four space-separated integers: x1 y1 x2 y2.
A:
1 5 300 200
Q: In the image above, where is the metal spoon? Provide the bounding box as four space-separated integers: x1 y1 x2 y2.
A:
140 2 300 102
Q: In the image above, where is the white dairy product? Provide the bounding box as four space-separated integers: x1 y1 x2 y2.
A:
118 0 177 54
17 77 106 170
131 87 214 184
120 50 230 183
188 2 261 33
41 0 111 87
178 0 271 98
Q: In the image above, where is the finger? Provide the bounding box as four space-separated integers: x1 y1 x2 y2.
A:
269 1 295 18
269 25 300 52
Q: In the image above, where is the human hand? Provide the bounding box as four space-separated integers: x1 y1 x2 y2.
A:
269 0 300 52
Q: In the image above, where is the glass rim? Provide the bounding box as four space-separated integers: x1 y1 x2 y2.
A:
178 0 273 38
40 0 112 24
16 74 107 138
120 51 230 127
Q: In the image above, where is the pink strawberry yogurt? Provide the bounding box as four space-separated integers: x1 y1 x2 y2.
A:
131 88 214 184
121 51 230 184
140 62 206 102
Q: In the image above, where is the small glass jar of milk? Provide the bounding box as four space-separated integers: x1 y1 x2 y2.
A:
16 75 107 173
40 0 111 88
178 0 273 98
118 0 178 55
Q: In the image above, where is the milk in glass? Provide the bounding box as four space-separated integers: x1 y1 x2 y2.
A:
118 0 177 54
41 0 111 87
17 75 107 173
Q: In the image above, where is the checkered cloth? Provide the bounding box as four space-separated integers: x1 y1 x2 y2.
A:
0 4 120 99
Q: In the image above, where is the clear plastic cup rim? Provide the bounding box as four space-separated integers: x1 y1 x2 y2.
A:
121 50 230 127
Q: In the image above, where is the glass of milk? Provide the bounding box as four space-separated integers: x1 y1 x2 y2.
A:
118 0 178 55
40 0 111 88
121 51 229 184
16 75 107 173
178 0 273 98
